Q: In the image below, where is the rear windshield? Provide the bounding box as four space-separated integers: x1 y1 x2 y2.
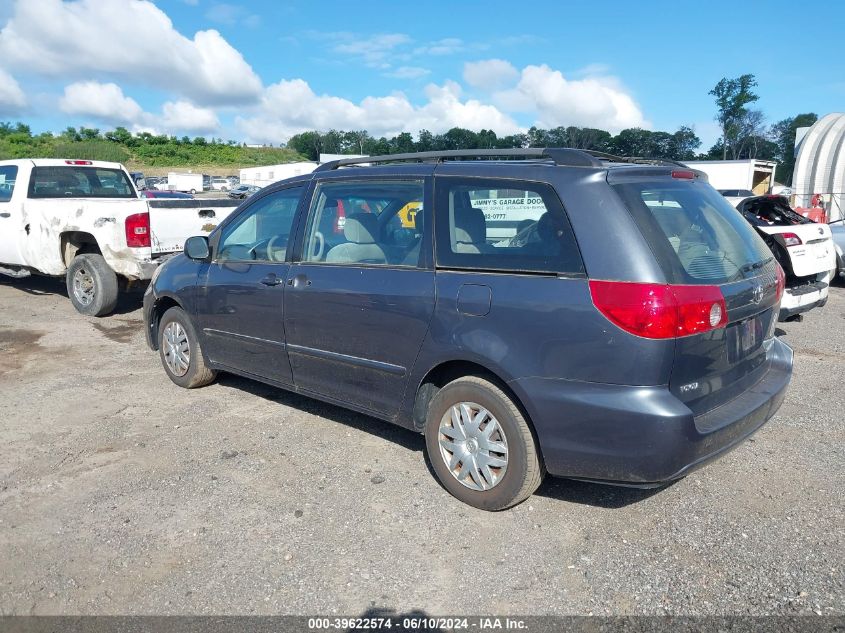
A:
28 166 136 199
613 181 773 285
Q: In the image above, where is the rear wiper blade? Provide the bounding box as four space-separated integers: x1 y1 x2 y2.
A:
741 256 774 273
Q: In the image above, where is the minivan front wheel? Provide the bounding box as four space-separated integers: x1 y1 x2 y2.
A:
158 307 216 389
424 376 544 511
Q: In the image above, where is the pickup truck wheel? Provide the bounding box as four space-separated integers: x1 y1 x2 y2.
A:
66 253 119 317
424 376 544 511
158 306 216 388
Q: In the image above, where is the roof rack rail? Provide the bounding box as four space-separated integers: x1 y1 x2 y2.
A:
313 148 604 172
580 150 689 169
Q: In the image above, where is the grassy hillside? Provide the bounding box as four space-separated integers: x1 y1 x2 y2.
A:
0 124 306 175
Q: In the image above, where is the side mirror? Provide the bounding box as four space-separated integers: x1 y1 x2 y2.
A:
184 235 210 260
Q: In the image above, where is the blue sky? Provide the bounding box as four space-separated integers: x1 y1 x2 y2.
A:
0 0 842 149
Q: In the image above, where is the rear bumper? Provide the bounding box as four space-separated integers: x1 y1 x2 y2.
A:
778 279 829 320
512 338 793 484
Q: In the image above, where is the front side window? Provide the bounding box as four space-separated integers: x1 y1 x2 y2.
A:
0 165 18 202
302 180 424 267
216 187 304 263
434 178 583 274
28 166 136 198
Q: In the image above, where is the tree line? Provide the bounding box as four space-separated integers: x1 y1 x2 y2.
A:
287 126 704 164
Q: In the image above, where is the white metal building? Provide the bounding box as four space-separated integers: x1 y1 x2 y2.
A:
792 112 845 221
239 162 317 186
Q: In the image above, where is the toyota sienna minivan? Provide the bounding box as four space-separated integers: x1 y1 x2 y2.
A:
143 149 792 511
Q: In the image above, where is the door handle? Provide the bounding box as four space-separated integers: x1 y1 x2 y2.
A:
288 274 311 288
0 212 10 218
259 274 283 286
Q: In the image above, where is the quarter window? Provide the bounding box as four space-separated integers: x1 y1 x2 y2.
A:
0 165 18 202
302 180 425 267
435 178 583 274
216 187 304 263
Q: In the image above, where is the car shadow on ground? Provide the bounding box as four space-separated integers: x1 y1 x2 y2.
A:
217 373 665 510
0 274 147 316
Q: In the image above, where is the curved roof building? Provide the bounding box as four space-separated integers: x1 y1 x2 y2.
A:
792 112 845 220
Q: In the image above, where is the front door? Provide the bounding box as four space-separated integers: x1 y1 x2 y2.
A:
284 178 435 416
196 186 305 384
0 165 22 265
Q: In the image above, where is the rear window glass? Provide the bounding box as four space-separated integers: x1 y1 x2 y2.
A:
28 166 136 199
613 181 772 284
0 165 18 202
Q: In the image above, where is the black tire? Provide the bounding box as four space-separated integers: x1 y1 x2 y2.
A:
66 253 119 317
424 376 544 511
189 188 197 195
158 306 216 388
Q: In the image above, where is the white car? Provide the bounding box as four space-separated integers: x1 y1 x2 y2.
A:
737 195 836 321
718 188 755 207
210 177 230 191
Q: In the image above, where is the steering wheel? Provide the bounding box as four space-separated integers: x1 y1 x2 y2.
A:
310 230 325 261
266 235 287 262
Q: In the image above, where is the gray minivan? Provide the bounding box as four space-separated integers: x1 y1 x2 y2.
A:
143 149 792 510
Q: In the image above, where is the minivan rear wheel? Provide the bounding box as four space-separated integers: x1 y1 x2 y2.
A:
424 376 544 511
158 306 216 389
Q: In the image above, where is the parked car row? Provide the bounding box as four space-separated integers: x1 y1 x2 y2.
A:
227 184 261 199
143 149 794 511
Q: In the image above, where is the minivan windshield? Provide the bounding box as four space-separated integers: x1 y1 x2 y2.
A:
613 180 773 285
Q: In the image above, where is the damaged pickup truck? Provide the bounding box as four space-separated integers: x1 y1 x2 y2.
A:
0 159 240 316
737 195 837 321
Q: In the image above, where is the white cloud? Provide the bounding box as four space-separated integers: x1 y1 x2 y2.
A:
385 66 431 80
492 64 648 132
0 67 26 114
463 59 519 90
59 81 144 124
332 33 411 68
205 3 260 28
57 81 219 135
0 0 262 105
414 37 465 56
160 100 220 133
235 78 521 143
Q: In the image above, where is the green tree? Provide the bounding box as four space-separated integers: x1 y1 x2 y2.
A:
709 74 759 160
770 113 818 184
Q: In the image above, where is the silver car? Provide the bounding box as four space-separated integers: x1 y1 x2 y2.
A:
830 219 845 280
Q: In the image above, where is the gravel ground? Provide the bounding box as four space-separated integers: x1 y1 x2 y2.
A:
0 275 843 616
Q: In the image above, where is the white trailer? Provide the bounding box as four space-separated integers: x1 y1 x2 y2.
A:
165 172 204 194
239 162 317 187
683 159 777 194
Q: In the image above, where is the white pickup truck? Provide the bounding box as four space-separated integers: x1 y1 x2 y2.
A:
0 159 240 316
737 195 837 321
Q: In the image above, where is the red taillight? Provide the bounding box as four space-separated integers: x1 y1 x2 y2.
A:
125 212 151 248
671 170 695 180
334 199 346 234
775 264 785 302
65 160 93 165
589 280 728 339
781 232 802 247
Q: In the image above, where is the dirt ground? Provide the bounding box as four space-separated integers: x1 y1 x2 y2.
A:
0 275 843 616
